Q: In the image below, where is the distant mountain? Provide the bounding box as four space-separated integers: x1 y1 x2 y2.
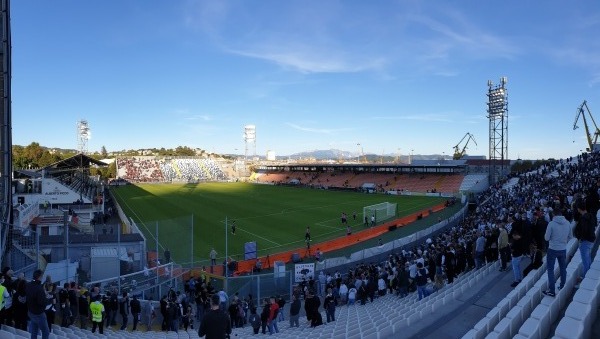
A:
284 149 451 162
288 149 355 160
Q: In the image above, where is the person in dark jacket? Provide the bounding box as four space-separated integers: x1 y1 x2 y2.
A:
78 291 90 330
510 229 529 287
26 269 50 339
198 294 231 339
130 295 141 331
288 294 301 327
574 199 597 281
119 292 130 330
248 307 261 334
12 279 28 331
260 298 270 334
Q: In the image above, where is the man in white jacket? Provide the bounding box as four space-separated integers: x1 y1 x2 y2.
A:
543 207 572 297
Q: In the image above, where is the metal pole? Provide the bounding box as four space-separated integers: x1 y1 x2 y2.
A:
118 222 121 294
155 221 159 287
191 214 194 269
36 230 40 269
63 210 69 282
225 216 228 293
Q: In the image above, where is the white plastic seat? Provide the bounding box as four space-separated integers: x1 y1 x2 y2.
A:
554 316 585 339
517 318 541 339
491 318 511 339
0 329 14 339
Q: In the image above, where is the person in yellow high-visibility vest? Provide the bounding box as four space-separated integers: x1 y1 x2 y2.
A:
90 295 105 334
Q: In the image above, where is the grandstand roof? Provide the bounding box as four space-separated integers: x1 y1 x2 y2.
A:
44 153 107 170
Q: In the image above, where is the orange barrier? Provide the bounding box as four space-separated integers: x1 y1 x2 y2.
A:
231 202 447 275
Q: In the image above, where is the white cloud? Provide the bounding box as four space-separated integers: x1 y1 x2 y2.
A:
285 122 353 134
371 114 452 123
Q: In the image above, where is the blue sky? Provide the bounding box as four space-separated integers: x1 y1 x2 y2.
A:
10 0 600 159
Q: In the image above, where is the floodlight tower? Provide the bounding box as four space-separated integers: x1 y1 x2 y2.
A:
487 77 508 184
244 124 256 161
77 120 90 154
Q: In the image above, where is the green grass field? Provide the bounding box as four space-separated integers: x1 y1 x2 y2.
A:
110 182 447 265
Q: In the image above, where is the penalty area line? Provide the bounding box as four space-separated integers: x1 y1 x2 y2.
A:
236 227 281 246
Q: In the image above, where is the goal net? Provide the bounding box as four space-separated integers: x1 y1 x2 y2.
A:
363 202 398 225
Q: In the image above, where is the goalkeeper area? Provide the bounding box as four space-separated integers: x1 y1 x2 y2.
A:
363 202 398 225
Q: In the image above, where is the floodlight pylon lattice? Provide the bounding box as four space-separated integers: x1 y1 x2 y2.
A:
77 120 90 154
487 77 508 184
244 124 256 161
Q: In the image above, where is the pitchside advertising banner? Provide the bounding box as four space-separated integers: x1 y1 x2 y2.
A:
294 263 315 282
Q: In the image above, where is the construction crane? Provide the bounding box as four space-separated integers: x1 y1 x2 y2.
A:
573 100 600 152
453 132 477 160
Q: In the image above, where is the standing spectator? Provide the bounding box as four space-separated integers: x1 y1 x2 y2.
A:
130 295 141 331
143 297 155 331
12 279 28 331
68 282 78 326
217 289 228 311
338 281 348 304
78 291 89 330
532 211 548 251
44 283 57 331
103 292 112 328
198 294 231 339
415 262 429 300
109 290 119 327
249 307 261 334
267 296 280 335
574 199 597 283
324 288 336 323
182 304 193 331
498 224 511 272
90 295 105 334
348 286 357 305
289 294 301 328
260 298 269 334
0 275 10 326
543 207 572 297
58 283 70 327
119 292 130 330
510 228 528 287
276 295 285 321
475 232 486 269
26 269 50 339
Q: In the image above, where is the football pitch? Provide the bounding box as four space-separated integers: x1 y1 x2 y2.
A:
110 182 447 265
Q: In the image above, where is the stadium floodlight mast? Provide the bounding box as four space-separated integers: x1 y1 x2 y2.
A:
244 125 256 161
487 77 508 184
76 119 90 154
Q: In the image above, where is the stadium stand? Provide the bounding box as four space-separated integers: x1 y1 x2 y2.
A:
116 157 228 183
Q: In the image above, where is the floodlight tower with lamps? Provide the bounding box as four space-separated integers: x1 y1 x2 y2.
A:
487 77 508 184
76 120 90 154
243 125 256 161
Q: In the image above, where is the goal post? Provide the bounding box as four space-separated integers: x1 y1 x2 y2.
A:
363 202 398 225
